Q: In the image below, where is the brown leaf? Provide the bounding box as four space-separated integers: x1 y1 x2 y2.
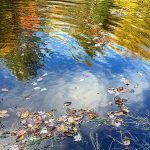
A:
17 130 26 140
64 102 72 106
123 80 130 86
66 108 76 115
88 112 97 119
123 136 130 146
114 96 124 106
57 125 68 132
114 111 124 117
20 111 29 120
0 110 9 118
121 107 129 114
64 131 74 137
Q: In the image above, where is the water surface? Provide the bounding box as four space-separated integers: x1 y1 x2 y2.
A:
0 0 150 149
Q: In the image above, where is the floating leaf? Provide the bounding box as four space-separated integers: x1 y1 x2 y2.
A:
114 96 124 106
32 82 37 86
1 88 9 92
34 87 40 90
68 116 75 123
80 78 84 81
37 77 43 82
111 119 123 127
114 111 124 117
123 80 130 86
121 107 129 114
64 102 72 106
108 87 128 94
20 111 29 120
42 73 48 77
40 127 48 134
74 133 82 141
88 111 97 119
57 125 68 132
41 88 47 92
0 110 9 118
64 131 74 137
107 112 116 120
17 130 26 140
123 136 130 146
9 144 19 150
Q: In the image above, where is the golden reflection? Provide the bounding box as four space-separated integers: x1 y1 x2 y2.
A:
0 0 149 80
109 0 150 60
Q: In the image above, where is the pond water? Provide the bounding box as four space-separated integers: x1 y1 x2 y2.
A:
0 0 150 149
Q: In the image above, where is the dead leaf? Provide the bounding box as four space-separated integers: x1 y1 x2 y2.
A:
123 136 130 146
64 102 72 106
64 131 74 137
57 125 68 132
17 130 26 140
20 111 29 120
114 96 124 106
1 88 9 92
0 110 9 118
114 111 124 117
121 107 129 114
123 80 130 86
74 133 82 141
88 111 97 119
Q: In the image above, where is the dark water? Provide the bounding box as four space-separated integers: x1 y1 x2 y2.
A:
0 0 150 149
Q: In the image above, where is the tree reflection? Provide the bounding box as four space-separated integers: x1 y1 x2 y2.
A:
0 0 149 80
0 0 43 80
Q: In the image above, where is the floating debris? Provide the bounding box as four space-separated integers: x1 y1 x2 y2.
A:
123 136 130 146
41 88 47 92
9 144 19 150
1 88 9 92
111 118 123 127
64 102 72 106
108 87 128 94
34 87 40 90
32 82 38 86
42 73 48 77
37 77 43 82
0 110 9 118
20 111 29 120
123 79 130 86
24 95 32 100
88 111 97 119
74 133 82 142
80 78 84 81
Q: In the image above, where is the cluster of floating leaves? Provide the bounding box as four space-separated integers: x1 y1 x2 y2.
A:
7 107 98 149
1 75 149 149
